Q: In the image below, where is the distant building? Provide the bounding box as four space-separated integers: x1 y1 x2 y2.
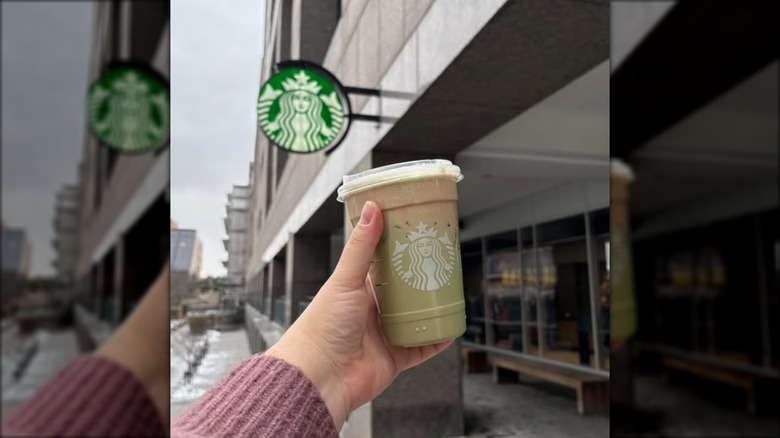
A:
1 228 32 312
170 229 203 307
52 184 80 287
223 183 250 288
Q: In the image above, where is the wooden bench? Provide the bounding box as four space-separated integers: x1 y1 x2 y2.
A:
661 355 764 414
491 356 609 415
461 346 489 373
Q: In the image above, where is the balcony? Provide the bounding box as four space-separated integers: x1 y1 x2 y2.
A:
223 217 246 232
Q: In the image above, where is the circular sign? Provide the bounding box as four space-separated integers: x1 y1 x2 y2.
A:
257 62 351 153
87 64 169 154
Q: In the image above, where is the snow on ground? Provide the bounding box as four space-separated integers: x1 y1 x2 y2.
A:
2 329 80 417
170 324 251 418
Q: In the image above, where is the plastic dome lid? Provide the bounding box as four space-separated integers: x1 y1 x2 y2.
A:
337 159 463 202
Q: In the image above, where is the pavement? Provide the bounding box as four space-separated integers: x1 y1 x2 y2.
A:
170 326 252 419
462 372 609 438
2 329 79 418
631 373 779 437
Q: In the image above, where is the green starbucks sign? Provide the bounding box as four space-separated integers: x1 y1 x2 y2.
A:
258 61 351 153
87 64 169 154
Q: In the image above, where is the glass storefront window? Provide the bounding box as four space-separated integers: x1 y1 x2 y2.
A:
484 231 520 350
486 251 522 351
591 208 610 370
464 209 609 371
635 210 779 370
462 240 486 344
534 215 596 367
519 227 537 356
596 237 610 369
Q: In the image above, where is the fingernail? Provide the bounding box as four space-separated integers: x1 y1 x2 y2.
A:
359 202 374 225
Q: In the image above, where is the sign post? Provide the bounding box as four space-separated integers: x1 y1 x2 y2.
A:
257 60 416 155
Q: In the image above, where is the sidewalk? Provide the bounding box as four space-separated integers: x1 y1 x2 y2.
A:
463 372 609 437
171 328 251 419
633 373 779 437
2 329 80 417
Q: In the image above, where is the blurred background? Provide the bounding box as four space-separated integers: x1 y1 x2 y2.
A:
611 1 778 437
1 0 168 417
3 1 776 437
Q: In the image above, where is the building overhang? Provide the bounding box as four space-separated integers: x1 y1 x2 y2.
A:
612 2 778 235
612 1 779 161
257 0 609 265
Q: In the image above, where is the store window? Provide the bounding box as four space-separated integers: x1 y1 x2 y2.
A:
483 231 520 351
635 210 777 369
472 209 609 371
535 215 593 367
462 239 485 344
591 208 610 369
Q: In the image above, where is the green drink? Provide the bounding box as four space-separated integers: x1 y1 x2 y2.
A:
337 160 466 347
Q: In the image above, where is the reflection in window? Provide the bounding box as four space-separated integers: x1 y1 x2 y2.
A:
462 240 485 344
486 251 522 351
635 210 778 369
475 212 609 370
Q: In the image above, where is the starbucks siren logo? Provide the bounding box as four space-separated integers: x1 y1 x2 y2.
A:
392 222 456 292
258 67 348 153
87 66 169 153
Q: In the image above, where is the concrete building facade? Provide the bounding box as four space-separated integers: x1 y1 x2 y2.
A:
223 184 250 288
72 1 169 338
243 1 609 435
52 185 80 287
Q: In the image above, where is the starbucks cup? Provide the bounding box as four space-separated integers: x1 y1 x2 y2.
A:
337 159 466 347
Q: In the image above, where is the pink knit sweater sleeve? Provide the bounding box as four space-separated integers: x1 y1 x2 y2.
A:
1 355 166 437
171 354 338 438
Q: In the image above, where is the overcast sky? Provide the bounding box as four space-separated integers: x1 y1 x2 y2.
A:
1 2 92 276
170 0 265 278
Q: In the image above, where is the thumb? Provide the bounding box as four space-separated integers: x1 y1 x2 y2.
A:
330 201 383 290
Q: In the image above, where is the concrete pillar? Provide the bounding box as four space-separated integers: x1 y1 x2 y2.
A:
264 263 273 315
256 268 265 312
372 343 463 437
94 263 104 319
329 230 344 272
285 235 294 326
286 233 330 325
113 238 125 326
270 254 286 325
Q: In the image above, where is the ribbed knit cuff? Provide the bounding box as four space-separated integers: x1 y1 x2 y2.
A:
1 355 166 437
172 354 338 438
